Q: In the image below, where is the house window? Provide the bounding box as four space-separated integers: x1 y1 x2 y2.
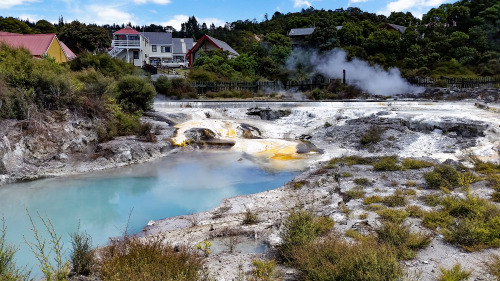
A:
133 51 139 59
152 45 157 52
161 46 171 53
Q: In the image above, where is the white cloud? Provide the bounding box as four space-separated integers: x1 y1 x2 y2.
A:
349 0 370 3
16 14 42 22
160 15 226 31
84 5 137 25
379 0 449 18
197 17 226 28
161 14 189 30
293 0 312 8
0 0 39 9
132 0 171 4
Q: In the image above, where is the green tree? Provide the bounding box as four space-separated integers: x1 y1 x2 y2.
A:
34 20 56 33
115 75 156 113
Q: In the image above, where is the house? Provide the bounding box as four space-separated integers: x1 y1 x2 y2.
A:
186 35 239 67
109 27 148 67
109 28 195 68
0 32 76 63
288 27 315 48
382 23 407 34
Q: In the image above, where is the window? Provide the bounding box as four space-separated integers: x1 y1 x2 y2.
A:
133 51 139 59
152 45 157 52
161 46 171 53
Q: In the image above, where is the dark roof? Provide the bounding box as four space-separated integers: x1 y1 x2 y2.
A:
141 32 173 45
384 23 407 34
172 38 194 54
288 27 315 36
204 35 239 56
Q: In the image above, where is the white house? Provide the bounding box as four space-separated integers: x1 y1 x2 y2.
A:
109 27 194 67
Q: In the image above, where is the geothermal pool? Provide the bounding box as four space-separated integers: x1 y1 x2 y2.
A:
0 151 299 278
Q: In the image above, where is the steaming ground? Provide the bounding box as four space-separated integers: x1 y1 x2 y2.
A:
145 100 500 280
288 48 424 95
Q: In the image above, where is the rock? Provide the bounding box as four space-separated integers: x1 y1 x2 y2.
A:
184 128 235 149
238 124 262 139
296 141 322 154
246 107 291 120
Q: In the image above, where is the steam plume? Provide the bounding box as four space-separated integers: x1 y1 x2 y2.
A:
290 48 424 96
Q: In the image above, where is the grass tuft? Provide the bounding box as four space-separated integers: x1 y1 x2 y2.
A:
438 264 471 281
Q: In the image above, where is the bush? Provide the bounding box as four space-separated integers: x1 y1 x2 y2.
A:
376 221 431 260
486 255 500 280
291 235 402 281
115 75 156 113
69 52 135 79
95 237 202 281
422 210 454 230
251 259 276 281
70 228 93 276
438 264 471 281
383 190 407 207
346 187 366 199
354 178 372 186
360 126 386 146
0 218 29 281
279 210 334 263
406 205 424 218
424 165 461 189
372 156 402 171
377 209 409 223
154 76 171 96
401 159 433 169
328 156 374 167
364 195 383 205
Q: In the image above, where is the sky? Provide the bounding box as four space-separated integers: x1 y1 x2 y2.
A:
1 0 456 30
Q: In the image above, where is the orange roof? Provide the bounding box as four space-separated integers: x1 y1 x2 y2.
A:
0 33 56 57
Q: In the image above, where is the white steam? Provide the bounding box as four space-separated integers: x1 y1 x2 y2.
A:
309 49 423 96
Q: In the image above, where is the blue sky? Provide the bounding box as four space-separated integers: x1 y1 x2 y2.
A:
1 0 455 30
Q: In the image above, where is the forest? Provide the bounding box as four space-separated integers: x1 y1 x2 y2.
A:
0 0 499 83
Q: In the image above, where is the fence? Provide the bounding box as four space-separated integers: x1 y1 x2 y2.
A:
189 79 338 95
407 77 500 88
187 77 500 95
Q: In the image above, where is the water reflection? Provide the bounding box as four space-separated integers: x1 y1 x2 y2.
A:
0 151 299 278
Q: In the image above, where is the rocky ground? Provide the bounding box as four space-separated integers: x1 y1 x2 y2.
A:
2 97 500 280
145 100 500 281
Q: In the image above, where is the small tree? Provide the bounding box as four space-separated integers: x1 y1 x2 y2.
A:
115 75 156 114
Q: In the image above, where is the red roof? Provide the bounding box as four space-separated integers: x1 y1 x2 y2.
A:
113 27 140 34
60 41 76 60
0 33 56 57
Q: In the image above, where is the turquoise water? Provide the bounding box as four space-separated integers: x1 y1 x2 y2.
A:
0 151 299 279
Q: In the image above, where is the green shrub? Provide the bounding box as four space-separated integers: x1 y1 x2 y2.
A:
423 165 461 189
492 191 500 203
279 210 334 263
341 172 353 178
376 221 431 260
486 255 500 280
403 189 417 196
291 180 308 190
406 205 424 218
360 126 386 146
251 259 276 281
242 207 258 225
401 159 434 169
70 52 135 79
0 218 29 281
96 237 202 281
423 194 442 206
372 156 403 171
354 178 372 186
346 187 366 199
291 236 402 281
154 76 172 96
422 210 454 230
70 227 93 276
364 195 383 205
328 156 374 167
115 75 156 113
377 209 409 223
405 180 417 187
438 264 471 281
383 190 407 207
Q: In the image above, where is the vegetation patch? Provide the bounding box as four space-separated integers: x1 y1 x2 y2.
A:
438 264 471 281
364 195 384 205
353 178 372 186
372 156 403 171
291 180 308 190
406 205 424 218
486 255 500 280
250 259 277 281
423 164 479 189
376 221 431 260
360 126 386 146
96 237 202 281
376 209 409 223
346 187 366 199
328 156 374 168
401 159 434 169
382 190 407 207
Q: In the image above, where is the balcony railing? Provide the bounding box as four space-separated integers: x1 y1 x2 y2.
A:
112 40 141 47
